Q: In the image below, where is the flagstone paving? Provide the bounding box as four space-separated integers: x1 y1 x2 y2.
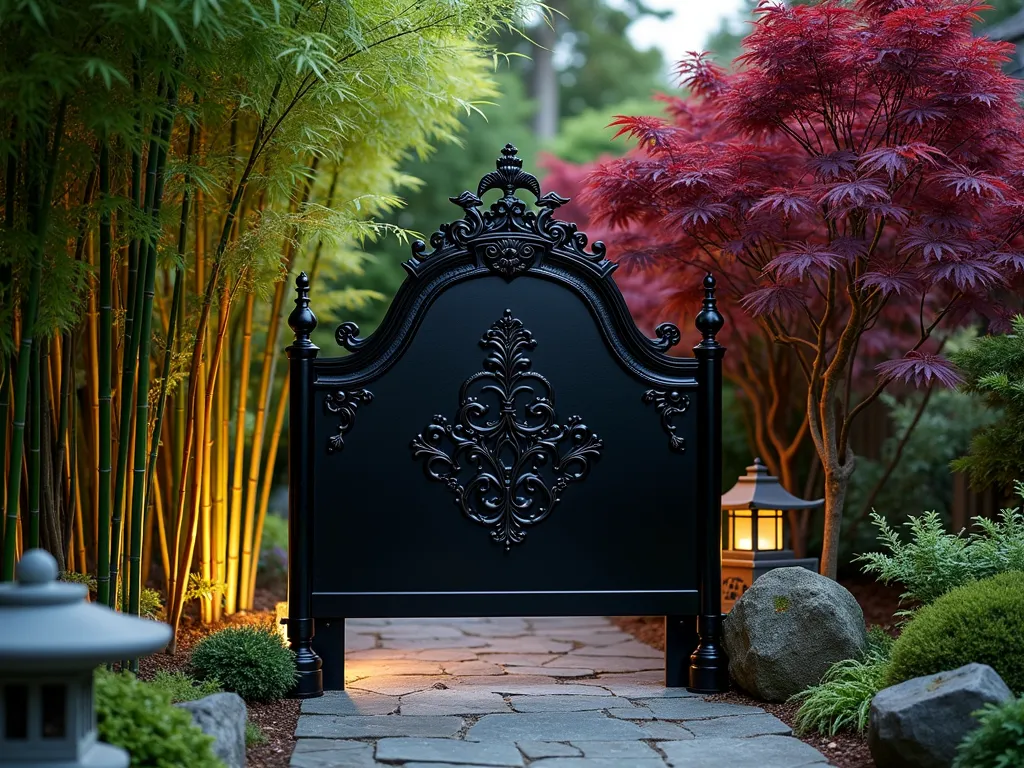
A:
291 617 833 767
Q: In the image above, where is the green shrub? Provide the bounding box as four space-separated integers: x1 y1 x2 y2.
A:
245 721 268 748
857 484 1024 613
950 314 1024 494
190 624 296 702
888 572 1024 693
59 570 97 591
954 694 1024 768
95 669 222 768
791 628 894 736
148 671 222 703
140 588 164 620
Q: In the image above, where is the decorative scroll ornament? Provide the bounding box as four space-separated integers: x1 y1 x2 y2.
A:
652 322 682 351
407 144 612 280
335 321 367 353
642 389 690 453
325 389 374 453
411 310 604 550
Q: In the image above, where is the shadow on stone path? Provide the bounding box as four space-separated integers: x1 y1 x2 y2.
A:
292 617 832 767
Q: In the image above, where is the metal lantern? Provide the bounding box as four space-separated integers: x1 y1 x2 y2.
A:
721 458 823 611
0 549 171 768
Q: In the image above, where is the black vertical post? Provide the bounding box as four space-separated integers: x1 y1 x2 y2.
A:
689 272 730 694
286 272 323 698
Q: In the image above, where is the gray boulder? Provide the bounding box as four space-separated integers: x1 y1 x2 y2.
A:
869 663 1012 768
176 692 247 768
723 566 867 701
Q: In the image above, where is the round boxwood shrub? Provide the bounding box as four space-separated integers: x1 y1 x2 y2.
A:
954 694 1024 768
888 571 1024 693
95 670 222 768
191 624 296 702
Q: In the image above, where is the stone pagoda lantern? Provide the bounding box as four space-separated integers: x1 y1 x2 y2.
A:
0 549 171 768
721 458 823 611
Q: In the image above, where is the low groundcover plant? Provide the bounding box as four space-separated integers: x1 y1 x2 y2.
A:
95 669 223 768
791 628 893 736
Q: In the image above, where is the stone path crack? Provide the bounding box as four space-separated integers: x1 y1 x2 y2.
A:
290 617 833 767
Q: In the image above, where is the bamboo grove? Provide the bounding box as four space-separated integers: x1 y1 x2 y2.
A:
0 0 526 646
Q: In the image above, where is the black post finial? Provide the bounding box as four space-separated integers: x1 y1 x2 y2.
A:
288 271 318 348
695 272 724 347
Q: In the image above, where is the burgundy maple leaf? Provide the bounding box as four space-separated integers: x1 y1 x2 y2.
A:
875 351 964 388
932 168 1011 200
807 150 859 181
740 283 807 317
818 178 890 208
764 243 842 280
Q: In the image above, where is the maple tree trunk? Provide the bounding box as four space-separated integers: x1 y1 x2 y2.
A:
818 452 854 580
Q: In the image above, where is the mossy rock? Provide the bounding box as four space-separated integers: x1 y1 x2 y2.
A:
723 566 867 702
888 571 1024 693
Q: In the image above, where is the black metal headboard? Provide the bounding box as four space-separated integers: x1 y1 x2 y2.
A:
284 144 728 698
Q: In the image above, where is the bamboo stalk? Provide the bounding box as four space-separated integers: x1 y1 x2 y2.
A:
96 142 113 604
128 84 179 621
73 408 86 575
58 333 74 558
247 375 288 606
213 307 229 622
0 367 10 562
225 293 254 613
108 75 153 605
152 470 170 588
27 344 40 550
199 335 212 623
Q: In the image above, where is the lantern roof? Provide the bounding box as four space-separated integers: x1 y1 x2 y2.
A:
0 549 171 671
721 458 824 511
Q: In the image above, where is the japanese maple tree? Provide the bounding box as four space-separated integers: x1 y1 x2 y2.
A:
544 153 820 554
582 0 1024 577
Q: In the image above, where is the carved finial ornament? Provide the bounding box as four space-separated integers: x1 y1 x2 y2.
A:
695 272 723 347
288 271 318 349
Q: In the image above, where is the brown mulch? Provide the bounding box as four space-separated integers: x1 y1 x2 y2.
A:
612 577 904 768
137 591 298 768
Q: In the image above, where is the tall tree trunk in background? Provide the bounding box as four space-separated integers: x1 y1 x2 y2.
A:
532 3 561 141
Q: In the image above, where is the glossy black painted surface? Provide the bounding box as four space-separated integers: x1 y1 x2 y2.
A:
287 144 728 697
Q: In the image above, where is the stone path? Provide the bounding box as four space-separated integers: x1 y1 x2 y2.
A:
292 617 832 767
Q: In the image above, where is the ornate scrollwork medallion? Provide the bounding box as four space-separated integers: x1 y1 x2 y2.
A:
411 310 603 550
480 238 539 279
643 388 690 453
325 389 374 453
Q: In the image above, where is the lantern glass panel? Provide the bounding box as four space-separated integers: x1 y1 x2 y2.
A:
4 684 28 739
729 508 753 550
41 684 67 739
756 509 783 551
